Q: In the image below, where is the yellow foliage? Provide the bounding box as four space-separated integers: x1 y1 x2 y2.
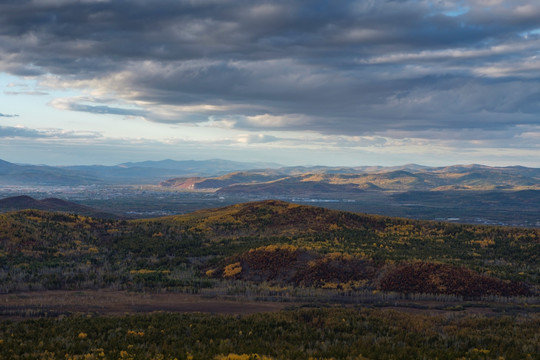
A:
326 252 353 261
214 354 275 360
130 269 156 275
251 244 299 253
329 223 340 231
223 262 242 277
321 282 339 289
127 330 145 337
341 280 368 291
205 269 216 277
129 269 170 275
67 354 98 360
470 238 495 248
78 332 88 339
471 348 490 355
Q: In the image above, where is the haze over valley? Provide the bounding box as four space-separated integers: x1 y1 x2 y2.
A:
1 158 539 227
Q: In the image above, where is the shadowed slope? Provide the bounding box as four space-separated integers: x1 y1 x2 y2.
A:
0 195 117 218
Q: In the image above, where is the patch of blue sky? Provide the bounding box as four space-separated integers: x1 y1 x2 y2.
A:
443 6 469 17
0 72 86 129
520 28 540 39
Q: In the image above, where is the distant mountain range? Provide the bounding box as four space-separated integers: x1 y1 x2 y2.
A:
1 158 539 193
0 159 103 185
160 164 540 196
0 158 281 185
0 195 117 218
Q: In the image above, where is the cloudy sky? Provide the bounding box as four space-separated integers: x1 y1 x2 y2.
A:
1 0 539 166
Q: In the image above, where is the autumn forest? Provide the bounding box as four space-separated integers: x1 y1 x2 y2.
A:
0 200 538 359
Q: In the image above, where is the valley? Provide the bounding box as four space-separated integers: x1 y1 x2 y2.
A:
2 186 539 227
1 160 539 359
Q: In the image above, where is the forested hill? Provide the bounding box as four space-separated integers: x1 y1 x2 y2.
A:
0 200 538 297
0 195 116 218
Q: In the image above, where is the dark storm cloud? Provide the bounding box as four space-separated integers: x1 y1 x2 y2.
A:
1 0 539 138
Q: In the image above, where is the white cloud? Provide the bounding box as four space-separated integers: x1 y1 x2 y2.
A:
236 133 279 144
0 0 540 166
245 114 309 128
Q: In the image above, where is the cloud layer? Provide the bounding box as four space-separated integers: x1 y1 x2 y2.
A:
1 0 539 154
0 125 101 139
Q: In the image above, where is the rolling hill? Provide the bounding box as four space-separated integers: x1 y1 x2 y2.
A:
0 200 537 297
159 164 540 196
0 195 117 218
3 157 539 192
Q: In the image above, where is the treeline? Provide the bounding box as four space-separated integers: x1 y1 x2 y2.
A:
1 308 538 359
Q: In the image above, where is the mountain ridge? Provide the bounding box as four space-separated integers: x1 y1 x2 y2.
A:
160 164 540 195
0 158 283 185
1 157 539 191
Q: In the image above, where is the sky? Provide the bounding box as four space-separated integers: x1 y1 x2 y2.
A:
0 0 539 167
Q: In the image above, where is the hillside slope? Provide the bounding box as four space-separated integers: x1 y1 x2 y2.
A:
0 200 538 297
159 165 540 196
0 195 116 218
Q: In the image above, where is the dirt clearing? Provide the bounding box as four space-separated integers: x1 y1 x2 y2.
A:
0 290 288 319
